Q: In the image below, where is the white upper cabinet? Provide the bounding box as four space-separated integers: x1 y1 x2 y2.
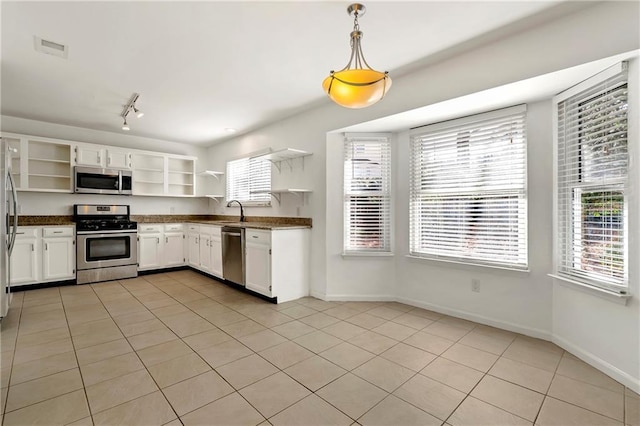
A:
131 153 196 197
2 132 195 196
76 145 132 169
75 145 104 167
2 134 73 193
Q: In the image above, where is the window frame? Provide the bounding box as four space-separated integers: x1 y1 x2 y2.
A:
225 156 272 206
409 105 528 270
343 133 393 255
552 62 629 293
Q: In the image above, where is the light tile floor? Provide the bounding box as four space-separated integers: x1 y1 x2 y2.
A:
1 270 638 425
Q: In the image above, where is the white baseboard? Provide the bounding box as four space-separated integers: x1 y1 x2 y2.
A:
323 294 396 302
309 290 326 300
396 296 552 340
552 334 640 393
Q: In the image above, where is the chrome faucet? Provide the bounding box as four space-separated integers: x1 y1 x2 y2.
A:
226 200 245 222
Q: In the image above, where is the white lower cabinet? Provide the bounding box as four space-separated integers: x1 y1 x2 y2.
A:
210 233 223 278
245 228 309 302
10 228 39 286
245 230 272 297
164 227 186 267
138 226 163 271
138 224 185 271
11 226 75 287
187 225 200 268
187 224 222 278
42 227 75 281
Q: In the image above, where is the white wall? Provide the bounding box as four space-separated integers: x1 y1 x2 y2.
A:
1 115 211 216
206 1 640 389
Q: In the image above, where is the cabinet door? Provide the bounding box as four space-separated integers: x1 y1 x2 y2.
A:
210 234 223 278
164 232 185 267
42 237 75 281
107 150 131 169
187 233 200 268
199 235 212 272
76 146 105 167
245 241 271 297
10 237 38 285
138 233 162 270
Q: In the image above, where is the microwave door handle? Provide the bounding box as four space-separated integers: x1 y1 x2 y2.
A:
117 172 122 193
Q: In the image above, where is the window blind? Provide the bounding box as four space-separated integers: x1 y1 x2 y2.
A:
555 63 628 290
344 135 391 253
410 105 527 269
226 157 271 204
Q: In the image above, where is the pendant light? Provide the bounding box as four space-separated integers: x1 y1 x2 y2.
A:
322 3 391 109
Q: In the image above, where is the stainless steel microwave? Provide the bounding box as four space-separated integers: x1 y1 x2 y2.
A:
74 166 133 195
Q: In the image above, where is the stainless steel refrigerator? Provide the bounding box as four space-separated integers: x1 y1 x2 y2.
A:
1 139 18 319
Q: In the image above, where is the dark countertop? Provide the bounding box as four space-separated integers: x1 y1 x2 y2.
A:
15 216 75 226
17 215 311 229
187 220 311 230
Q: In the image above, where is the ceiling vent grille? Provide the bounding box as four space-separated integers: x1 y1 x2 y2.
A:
34 36 68 59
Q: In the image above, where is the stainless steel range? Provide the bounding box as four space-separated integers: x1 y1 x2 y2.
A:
74 204 138 284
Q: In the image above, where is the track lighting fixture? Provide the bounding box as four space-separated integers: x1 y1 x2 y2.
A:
120 93 143 131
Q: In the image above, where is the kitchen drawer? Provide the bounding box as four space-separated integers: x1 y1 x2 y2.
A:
138 224 163 233
200 225 216 235
42 227 74 237
15 227 39 238
187 225 200 233
246 229 271 245
210 226 221 237
164 223 184 232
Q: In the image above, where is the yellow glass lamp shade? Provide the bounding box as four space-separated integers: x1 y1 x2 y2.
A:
322 69 392 109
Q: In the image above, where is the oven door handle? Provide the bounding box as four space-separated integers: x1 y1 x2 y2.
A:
76 231 138 236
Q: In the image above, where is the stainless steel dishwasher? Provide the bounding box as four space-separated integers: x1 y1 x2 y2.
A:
222 226 245 286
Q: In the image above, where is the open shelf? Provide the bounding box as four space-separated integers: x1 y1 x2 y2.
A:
250 188 312 204
29 158 71 164
204 194 225 203
198 170 224 180
251 148 312 172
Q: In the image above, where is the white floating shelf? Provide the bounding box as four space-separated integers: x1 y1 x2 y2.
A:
198 170 225 180
252 148 311 162
270 188 312 193
251 148 313 172
250 188 312 204
204 194 225 203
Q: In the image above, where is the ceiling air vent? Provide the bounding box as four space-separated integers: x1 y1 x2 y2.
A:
34 36 68 59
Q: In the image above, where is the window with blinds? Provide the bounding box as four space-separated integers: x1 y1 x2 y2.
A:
226 157 271 205
409 105 528 269
344 135 392 253
555 63 628 291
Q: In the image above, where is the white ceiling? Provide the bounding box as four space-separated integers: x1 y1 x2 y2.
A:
1 1 566 146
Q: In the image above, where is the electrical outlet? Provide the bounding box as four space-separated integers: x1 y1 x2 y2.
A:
170 206 175 214
296 206 301 217
471 279 480 293
17 204 22 214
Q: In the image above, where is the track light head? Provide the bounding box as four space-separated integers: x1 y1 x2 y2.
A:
133 106 144 118
122 118 130 131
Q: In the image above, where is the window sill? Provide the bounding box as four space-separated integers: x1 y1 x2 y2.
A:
342 252 394 258
405 255 530 273
548 274 631 305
